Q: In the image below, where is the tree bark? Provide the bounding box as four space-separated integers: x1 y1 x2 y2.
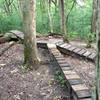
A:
59 0 68 42
19 0 40 68
91 0 97 33
47 0 53 33
95 0 100 99
59 0 65 34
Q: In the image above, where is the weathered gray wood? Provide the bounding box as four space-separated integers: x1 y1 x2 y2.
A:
88 53 96 59
56 57 65 60
79 98 92 100
60 43 68 47
78 49 87 55
57 60 67 64
55 41 64 45
64 44 72 49
63 70 76 75
76 90 91 99
61 67 72 70
73 48 82 53
59 63 70 67
68 46 76 51
83 51 91 57
68 79 83 85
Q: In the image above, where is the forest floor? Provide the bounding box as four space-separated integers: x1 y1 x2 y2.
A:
0 36 96 100
0 43 70 100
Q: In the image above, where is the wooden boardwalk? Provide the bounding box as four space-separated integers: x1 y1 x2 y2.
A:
37 40 96 62
47 44 92 100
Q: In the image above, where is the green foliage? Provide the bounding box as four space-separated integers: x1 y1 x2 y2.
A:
86 32 96 42
67 1 92 39
85 32 96 48
20 64 33 73
0 13 22 34
68 31 79 39
54 71 66 87
0 0 94 41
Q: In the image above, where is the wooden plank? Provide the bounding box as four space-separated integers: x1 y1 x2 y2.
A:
63 70 76 75
60 43 68 47
76 90 91 99
61 67 72 71
73 48 82 53
88 53 96 59
72 84 89 91
54 55 63 58
56 57 65 60
65 74 80 80
68 79 83 85
59 63 70 67
68 46 76 51
57 60 67 64
64 44 72 49
78 49 87 55
55 41 64 45
79 98 92 100
83 51 91 57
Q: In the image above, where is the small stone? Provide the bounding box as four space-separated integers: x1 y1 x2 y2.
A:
0 64 6 68
41 92 46 96
37 72 40 75
11 68 18 74
0 64 6 66
36 83 39 86
14 94 20 100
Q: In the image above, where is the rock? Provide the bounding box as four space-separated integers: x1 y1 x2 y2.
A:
14 94 20 100
4 33 17 39
0 64 6 67
37 72 40 75
10 30 24 39
10 68 18 74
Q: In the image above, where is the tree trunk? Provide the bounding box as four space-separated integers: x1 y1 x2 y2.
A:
59 0 68 42
47 0 53 33
19 0 40 69
95 0 100 99
91 0 97 33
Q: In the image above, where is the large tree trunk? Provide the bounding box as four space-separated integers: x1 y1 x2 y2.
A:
19 0 40 68
59 0 68 42
95 0 100 99
91 0 97 33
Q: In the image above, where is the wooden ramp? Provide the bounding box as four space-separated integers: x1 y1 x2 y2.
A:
47 44 92 100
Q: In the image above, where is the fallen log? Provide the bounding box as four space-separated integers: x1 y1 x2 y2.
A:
0 30 21 44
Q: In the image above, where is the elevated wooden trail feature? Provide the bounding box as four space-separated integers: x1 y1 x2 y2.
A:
47 44 92 100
